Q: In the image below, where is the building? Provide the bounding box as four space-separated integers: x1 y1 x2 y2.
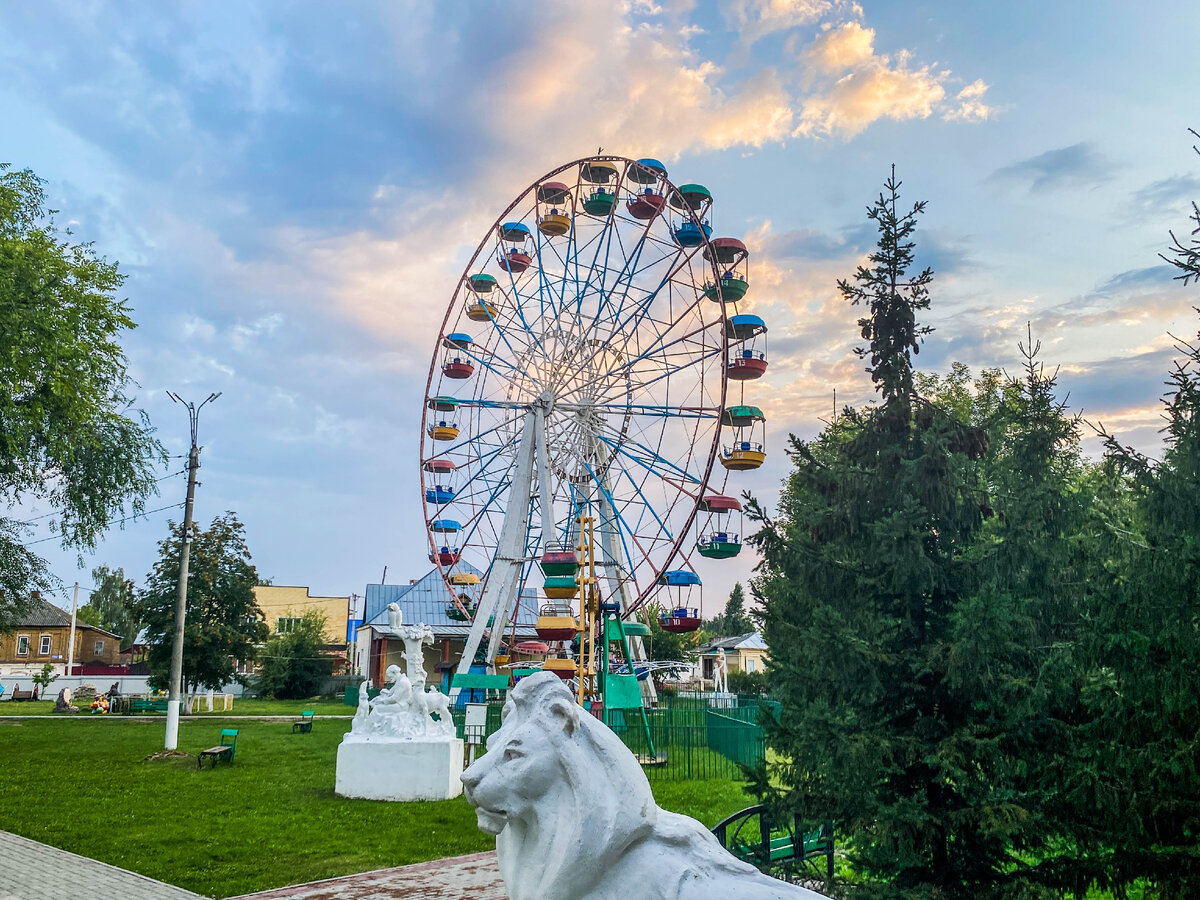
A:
355 565 540 692
245 585 353 676
695 632 769 684
0 596 123 678
252 585 351 643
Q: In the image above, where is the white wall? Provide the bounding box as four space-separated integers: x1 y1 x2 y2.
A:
0 674 247 698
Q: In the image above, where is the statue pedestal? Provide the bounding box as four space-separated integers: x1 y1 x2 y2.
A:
335 736 465 801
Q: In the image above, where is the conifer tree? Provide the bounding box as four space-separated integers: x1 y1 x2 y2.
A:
749 172 1087 898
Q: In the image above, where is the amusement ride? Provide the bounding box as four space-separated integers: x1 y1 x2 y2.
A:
419 155 769 722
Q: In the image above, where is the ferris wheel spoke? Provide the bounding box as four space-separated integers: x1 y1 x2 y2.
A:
612 465 676 543
556 401 719 420
428 409 526 459
590 421 703 485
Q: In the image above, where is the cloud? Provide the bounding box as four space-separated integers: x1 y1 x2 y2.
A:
793 23 992 138
943 79 992 123
801 21 876 72
726 0 836 44
1127 174 1200 222
988 143 1117 192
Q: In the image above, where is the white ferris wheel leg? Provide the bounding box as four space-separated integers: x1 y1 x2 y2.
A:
450 410 538 701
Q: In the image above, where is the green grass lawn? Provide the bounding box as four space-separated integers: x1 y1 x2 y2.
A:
0 715 755 898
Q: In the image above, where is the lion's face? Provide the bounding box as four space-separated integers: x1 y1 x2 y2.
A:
461 715 560 835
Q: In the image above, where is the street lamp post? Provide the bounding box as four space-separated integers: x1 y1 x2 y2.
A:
164 391 220 750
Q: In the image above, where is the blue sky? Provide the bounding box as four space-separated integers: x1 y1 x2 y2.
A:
4 0 1198 612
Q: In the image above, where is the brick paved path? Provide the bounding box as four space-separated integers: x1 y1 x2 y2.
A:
228 852 507 900
0 830 206 900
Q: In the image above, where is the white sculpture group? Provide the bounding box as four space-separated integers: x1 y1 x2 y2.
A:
461 672 829 900
335 604 464 801
349 603 455 740
350 664 454 740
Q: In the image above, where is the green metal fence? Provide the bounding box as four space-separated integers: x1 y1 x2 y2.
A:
451 695 770 782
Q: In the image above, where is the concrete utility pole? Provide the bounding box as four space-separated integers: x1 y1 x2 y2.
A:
65 581 79 678
163 391 221 750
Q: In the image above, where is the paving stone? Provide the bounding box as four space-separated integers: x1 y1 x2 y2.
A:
0 830 207 900
227 851 507 900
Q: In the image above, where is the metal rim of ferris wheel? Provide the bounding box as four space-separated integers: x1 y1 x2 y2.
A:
419 154 769 670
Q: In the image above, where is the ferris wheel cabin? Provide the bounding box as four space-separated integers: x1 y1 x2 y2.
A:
537 181 572 237
429 546 462 566
497 220 533 275
669 184 713 247
720 401 766 471
441 331 475 380
657 569 702 633
580 160 619 216
725 311 769 381
423 458 457 505
465 272 501 320
696 494 743 559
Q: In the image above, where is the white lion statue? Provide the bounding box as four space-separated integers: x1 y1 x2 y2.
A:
461 672 829 900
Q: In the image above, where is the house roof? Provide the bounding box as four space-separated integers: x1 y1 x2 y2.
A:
360 565 541 640
697 631 767 654
15 597 122 639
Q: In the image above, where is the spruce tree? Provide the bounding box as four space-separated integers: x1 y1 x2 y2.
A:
750 172 1087 898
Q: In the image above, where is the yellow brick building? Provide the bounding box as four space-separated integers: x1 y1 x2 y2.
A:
252 585 350 643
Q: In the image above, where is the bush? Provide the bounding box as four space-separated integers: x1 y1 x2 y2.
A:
726 669 768 695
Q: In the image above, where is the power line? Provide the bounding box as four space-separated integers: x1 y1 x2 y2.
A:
24 501 186 546
8 469 187 528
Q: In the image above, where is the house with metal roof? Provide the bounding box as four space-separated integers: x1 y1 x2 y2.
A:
694 631 768 685
353 564 539 691
0 596 124 680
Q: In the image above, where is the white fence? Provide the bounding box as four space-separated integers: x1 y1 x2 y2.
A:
0 674 246 700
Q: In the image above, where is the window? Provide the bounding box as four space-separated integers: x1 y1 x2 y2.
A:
235 659 256 675
745 658 757 673
39 635 52 655
276 617 302 635
94 640 105 656
16 636 29 657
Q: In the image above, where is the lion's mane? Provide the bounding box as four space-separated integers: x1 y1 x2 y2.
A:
461 671 826 900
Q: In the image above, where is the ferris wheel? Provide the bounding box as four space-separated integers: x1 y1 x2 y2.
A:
419 155 769 676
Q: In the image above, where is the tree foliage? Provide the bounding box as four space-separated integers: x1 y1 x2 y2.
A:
0 165 164 631
704 582 754 638
1160 128 1200 285
134 512 267 692
749 170 1094 899
644 601 698 673
77 565 140 649
255 609 333 700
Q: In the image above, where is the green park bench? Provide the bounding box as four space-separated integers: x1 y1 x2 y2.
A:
292 710 314 733
127 698 169 714
711 805 834 885
198 728 238 768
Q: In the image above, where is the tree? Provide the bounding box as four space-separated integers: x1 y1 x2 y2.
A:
0 165 164 632
76 566 139 650
749 171 1089 898
644 601 698 676
31 662 58 699
1061 312 1200 893
1160 128 1200 285
255 609 333 699
134 512 268 692
706 582 753 637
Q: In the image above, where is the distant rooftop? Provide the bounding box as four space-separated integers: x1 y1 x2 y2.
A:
361 565 540 639
697 631 766 653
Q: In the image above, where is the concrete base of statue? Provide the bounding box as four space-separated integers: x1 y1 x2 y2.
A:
336 735 465 802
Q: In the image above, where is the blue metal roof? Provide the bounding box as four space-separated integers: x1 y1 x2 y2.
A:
362 564 540 637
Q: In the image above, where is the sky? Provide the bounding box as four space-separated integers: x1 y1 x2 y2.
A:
4 0 1199 617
